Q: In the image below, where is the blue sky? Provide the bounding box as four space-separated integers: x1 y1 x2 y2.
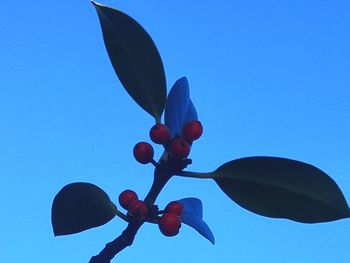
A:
1 0 350 262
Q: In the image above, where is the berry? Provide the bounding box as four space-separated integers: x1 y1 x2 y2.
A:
133 142 154 164
118 190 138 210
183 120 203 143
150 123 170 144
169 138 190 159
127 200 148 220
159 213 181 237
165 201 184 216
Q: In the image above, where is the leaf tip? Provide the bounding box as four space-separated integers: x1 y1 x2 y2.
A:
91 0 100 6
210 237 215 245
91 1 108 12
179 76 188 82
176 76 189 87
52 226 62 237
91 0 98 7
206 228 215 244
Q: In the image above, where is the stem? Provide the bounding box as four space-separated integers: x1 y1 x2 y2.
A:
150 159 159 168
144 165 172 205
174 170 212 179
115 210 128 222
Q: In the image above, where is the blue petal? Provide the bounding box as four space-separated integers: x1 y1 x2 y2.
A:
181 215 215 244
178 197 203 218
164 77 198 138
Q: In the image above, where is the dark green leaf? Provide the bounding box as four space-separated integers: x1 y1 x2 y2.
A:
212 156 350 223
93 1 166 122
52 182 117 236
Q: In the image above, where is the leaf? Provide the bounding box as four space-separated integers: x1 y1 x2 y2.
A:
178 197 203 218
93 1 166 122
212 156 350 223
164 77 198 138
177 198 215 244
185 100 198 126
181 216 215 245
51 182 117 236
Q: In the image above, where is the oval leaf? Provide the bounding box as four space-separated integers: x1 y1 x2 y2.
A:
212 156 350 223
164 77 198 138
93 1 166 122
177 198 215 244
52 182 117 236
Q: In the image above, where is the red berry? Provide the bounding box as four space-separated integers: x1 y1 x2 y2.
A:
159 213 181 237
118 190 138 210
165 201 184 216
150 123 170 144
133 142 154 164
127 200 148 220
183 120 203 143
169 138 190 159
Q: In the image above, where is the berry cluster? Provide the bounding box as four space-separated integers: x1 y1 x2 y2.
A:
133 120 203 164
118 190 148 220
119 190 184 237
124 121 202 237
158 201 184 237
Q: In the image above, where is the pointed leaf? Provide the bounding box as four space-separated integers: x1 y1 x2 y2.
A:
181 215 215 244
165 77 198 138
177 198 215 244
52 182 117 236
93 1 166 122
212 156 350 223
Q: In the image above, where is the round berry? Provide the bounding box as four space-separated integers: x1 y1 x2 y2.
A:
159 213 181 237
183 120 203 143
118 190 138 210
150 123 170 144
169 138 190 159
165 201 184 216
127 200 148 220
133 142 154 164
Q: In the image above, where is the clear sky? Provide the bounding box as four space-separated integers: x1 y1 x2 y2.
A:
1 0 350 262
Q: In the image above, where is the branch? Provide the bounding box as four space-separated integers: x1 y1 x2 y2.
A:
89 221 143 263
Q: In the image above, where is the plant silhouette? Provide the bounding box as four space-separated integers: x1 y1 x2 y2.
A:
51 2 350 262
